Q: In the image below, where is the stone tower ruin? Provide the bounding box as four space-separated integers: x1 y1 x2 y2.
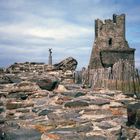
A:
89 14 135 69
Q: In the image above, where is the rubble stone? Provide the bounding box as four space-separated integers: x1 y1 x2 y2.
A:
30 75 59 91
0 54 139 139
54 57 78 71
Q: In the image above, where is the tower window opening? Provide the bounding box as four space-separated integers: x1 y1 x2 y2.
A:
108 38 112 46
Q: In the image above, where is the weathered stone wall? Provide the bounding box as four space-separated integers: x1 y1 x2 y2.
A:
7 62 47 73
100 49 135 67
89 14 135 69
6 57 78 74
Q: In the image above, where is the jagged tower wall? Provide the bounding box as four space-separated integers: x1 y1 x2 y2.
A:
89 14 135 69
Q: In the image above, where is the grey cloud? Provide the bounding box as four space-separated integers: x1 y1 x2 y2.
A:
0 0 140 69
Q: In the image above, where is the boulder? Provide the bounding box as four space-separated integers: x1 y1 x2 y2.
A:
54 57 78 71
30 75 59 91
55 85 67 92
37 79 58 91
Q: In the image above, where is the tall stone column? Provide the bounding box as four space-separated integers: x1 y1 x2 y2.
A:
48 48 52 65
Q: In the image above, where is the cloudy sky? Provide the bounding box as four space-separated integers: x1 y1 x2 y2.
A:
0 0 140 69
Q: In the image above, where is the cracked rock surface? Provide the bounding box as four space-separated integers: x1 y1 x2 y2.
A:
0 73 140 140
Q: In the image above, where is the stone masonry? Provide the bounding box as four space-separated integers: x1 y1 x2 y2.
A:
89 14 135 69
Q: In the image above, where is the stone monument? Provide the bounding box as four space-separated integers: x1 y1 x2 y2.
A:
48 48 52 65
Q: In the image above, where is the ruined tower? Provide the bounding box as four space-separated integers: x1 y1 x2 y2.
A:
89 14 135 69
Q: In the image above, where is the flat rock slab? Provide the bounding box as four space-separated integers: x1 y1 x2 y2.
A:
38 109 53 116
59 111 81 119
41 133 107 140
64 100 89 108
7 92 28 100
89 98 110 106
84 109 112 115
5 81 40 93
1 127 41 140
97 121 114 129
6 101 34 110
62 92 86 98
48 122 93 133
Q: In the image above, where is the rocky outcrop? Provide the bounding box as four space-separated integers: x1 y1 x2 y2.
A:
54 57 78 71
6 57 78 74
0 83 139 139
0 63 139 140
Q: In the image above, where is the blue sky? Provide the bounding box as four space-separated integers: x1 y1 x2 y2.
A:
0 0 140 69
